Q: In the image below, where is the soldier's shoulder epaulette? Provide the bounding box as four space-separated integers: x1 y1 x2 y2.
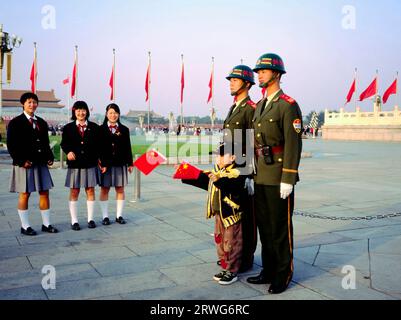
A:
246 100 257 109
280 94 296 105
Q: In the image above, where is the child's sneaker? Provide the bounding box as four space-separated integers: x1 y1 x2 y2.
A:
213 270 227 281
218 271 238 285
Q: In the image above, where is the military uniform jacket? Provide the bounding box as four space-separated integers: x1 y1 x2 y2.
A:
98 123 133 168
7 113 54 167
182 163 247 228
252 89 302 185
61 121 100 168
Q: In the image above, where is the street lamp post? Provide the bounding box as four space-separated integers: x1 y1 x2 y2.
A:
0 24 23 121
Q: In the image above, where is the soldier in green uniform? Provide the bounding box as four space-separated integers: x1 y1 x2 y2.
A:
246 53 302 294
223 65 257 272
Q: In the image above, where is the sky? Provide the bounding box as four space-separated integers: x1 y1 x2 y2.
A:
1 0 401 119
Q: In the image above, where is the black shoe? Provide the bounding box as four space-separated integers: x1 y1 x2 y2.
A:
88 220 96 228
21 227 37 236
41 225 59 233
71 223 81 231
102 217 110 225
115 217 126 224
246 271 272 284
268 283 289 294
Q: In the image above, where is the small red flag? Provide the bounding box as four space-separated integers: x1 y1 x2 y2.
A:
145 64 150 102
173 161 202 180
134 149 167 175
62 77 69 85
109 67 114 100
71 61 77 98
346 79 356 103
207 72 213 103
359 77 377 101
30 61 36 93
180 62 185 104
383 78 397 104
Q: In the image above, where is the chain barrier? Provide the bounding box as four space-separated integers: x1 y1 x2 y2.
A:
294 211 401 221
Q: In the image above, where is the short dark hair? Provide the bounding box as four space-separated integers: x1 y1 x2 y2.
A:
20 92 39 105
71 101 90 120
103 103 122 125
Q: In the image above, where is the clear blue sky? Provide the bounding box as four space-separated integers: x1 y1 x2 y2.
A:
1 0 401 118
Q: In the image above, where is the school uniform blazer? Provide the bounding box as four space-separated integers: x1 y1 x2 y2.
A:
98 123 133 168
60 121 100 168
7 113 54 166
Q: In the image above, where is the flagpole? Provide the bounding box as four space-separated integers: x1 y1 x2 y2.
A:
354 67 357 112
112 48 116 102
396 71 399 109
147 51 151 132
33 42 37 93
67 76 70 124
180 54 184 128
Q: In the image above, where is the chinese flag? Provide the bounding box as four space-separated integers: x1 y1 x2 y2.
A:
180 61 185 104
71 61 77 98
207 71 213 103
173 161 202 180
109 67 114 100
134 149 167 175
383 78 397 104
346 79 356 103
30 60 37 93
62 77 69 85
145 64 150 102
359 77 377 101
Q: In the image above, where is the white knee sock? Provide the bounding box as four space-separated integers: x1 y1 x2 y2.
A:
18 210 30 229
41 209 51 227
100 200 109 219
116 200 125 218
87 200 95 222
69 201 78 224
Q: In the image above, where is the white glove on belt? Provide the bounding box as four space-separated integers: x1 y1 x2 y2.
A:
280 182 293 199
244 178 254 196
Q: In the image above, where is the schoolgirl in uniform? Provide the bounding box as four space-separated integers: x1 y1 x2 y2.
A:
98 103 133 225
7 92 58 235
61 101 100 230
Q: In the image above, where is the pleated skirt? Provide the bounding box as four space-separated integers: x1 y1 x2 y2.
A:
9 165 54 193
99 165 128 187
65 167 100 188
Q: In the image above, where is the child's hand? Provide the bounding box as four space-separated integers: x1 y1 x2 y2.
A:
208 173 219 182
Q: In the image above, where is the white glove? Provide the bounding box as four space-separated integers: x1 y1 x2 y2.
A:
244 178 254 196
280 182 293 199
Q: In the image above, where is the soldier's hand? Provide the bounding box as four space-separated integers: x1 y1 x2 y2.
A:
280 183 293 199
208 173 219 182
23 160 32 169
244 178 254 195
67 152 76 161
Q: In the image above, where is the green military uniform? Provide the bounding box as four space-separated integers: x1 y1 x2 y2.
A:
252 88 302 289
223 96 257 272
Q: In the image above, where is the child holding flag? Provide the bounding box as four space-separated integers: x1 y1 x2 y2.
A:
176 142 246 285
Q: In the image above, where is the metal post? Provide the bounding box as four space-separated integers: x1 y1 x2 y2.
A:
60 146 64 169
130 155 141 202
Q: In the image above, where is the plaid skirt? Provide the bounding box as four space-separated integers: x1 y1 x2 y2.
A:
9 165 54 193
65 167 100 188
99 165 128 187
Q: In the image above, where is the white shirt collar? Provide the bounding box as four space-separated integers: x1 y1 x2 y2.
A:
107 121 119 127
266 89 281 103
24 111 37 120
235 97 247 107
76 120 88 126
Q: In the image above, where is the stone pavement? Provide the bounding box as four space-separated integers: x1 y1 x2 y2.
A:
0 139 400 300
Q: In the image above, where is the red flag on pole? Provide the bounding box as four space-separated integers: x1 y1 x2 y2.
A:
359 77 377 101
180 61 185 104
71 61 77 98
346 79 356 103
145 64 150 102
62 77 69 85
133 149 167 175
207 71 213 103
382 78 397 104
30 44 37 93
109 67 114 101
